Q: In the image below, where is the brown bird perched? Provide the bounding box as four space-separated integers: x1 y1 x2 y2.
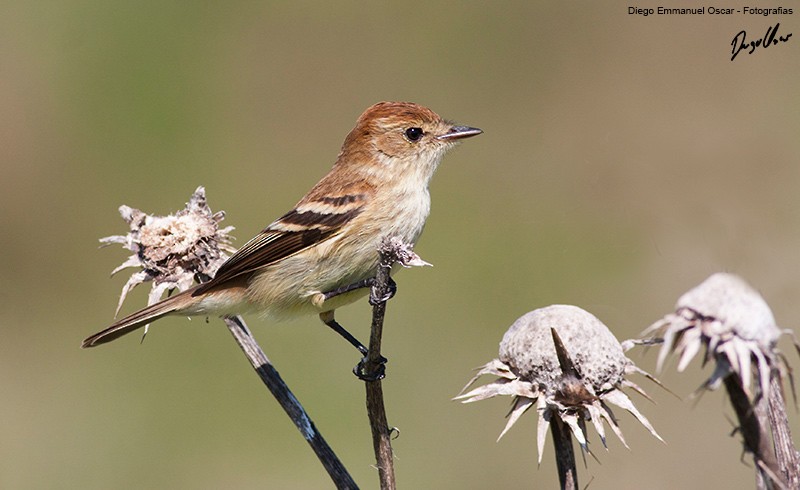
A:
82 102 482 364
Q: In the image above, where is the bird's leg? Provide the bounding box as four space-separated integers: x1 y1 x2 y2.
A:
319 310 368 356
321 276 397 304
319 310 387 381
321 278 372 302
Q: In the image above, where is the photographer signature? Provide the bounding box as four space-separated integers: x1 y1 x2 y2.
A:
731 23 792 61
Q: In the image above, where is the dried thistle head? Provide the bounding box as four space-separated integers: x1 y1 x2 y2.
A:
100 186 236 316
457 305 663 463
645 273 788 398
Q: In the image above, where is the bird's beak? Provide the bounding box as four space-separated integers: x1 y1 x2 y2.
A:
437 125 483 141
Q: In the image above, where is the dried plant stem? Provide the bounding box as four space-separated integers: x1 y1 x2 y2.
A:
722 374 784 489
223 315 359 490
754 392 775 490
550 417 578 490
765 376 800 488
363 246 398 490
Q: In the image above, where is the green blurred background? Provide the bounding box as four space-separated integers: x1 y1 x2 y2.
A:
2 2 798 488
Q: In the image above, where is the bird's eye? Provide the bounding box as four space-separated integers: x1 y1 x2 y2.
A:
404 127 424 142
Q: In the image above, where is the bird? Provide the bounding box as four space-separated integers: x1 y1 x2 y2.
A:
82 101 482 358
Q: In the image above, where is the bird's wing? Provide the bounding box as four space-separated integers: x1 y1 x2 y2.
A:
193 191 368 295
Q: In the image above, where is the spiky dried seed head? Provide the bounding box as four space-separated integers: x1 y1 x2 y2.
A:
676 273 780 348
100 186 236 316
457 305 662 462
646 272 786 397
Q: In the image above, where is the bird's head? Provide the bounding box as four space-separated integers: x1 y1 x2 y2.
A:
338 101 482 184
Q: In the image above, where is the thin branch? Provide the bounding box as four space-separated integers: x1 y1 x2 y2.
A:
723 374 785 489
765 375 800 488
550 417 578 490
362 240 400 490
754 390 776 490
223 315 359 490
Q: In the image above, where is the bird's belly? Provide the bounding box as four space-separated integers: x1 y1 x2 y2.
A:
244 238 379 319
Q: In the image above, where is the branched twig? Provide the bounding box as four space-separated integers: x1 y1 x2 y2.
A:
223 315 359 490
361 237 428 490
363 242 397 490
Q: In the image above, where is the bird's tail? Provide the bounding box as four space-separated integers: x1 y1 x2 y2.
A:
81 287 199 348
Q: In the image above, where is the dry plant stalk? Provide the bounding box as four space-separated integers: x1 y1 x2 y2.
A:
98 187 357 489
645 272 799 489
362 237 432 490
457 305 663 489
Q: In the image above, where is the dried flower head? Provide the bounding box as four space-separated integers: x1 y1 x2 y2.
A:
457 305 662 462
100 186 236 318
645 273 788 397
